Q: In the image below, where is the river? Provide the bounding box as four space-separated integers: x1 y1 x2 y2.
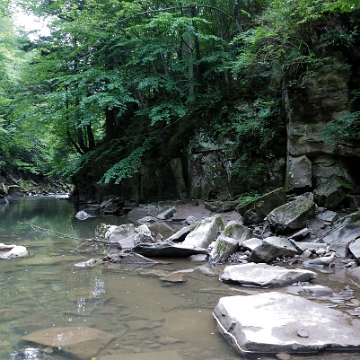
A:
0 197 360 360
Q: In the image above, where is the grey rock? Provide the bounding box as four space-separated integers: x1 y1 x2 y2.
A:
157 207 177 220
248 236 298 263
314 176 350 210
323 211 360 257
22 327 114 360
0 245 28 259
303 253 336 267
210 222 253 264
287 284 333 297
209 235 239 264
213 292 360 354
219 263 317 288
242 238 262 251
74 210 94 220
236 188 287 225
286 155 312 192
185 215 198 225
317 210 339 223
104 224 136 249
348 238 360 262
138 216 157 223
289 228 310 241
182 216 224 249
167 222 198 242
266 195 315 234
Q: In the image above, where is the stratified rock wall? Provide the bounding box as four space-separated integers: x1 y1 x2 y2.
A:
285 67 360 192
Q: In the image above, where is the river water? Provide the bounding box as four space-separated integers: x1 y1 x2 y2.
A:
1 197 360 360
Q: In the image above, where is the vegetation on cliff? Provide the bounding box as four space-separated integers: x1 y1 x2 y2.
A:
1 0 360 196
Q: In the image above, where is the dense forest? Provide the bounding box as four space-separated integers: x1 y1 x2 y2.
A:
1 0 360 201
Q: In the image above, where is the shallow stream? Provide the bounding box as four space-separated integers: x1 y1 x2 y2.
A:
1 197 360 360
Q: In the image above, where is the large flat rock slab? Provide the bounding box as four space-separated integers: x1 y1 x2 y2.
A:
219 263 317 288
23 326 114 360
213 292 360 355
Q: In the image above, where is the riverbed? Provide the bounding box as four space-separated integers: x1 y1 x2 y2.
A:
1 197 360 360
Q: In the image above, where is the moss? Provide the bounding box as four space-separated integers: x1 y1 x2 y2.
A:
237 192 260 208
336 177 353 191
215 216 224 230
224 223 243 237
216 239 228 254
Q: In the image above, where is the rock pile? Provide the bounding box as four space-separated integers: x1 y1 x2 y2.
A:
65 189 360 357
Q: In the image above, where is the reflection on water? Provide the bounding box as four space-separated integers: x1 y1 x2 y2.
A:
0 197 360 360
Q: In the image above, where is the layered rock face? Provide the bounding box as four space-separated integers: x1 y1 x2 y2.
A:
284 67 360 192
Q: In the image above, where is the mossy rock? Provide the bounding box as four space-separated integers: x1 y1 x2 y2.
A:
236 188 287 225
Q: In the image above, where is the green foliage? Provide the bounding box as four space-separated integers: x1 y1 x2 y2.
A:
101 141 152 184
2 0 360 195
237 192 260 207
322 111 360 147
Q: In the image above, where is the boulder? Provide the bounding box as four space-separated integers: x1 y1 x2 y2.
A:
167 222 199 242
317 210 339 224
104 224 136 248
213 292 360 354
285 155 312 192
209 235 239 264
313 176 350 210
223 221 253 244
133 224 155 246
348 238 360 262
219 263 317 288
248 236 299 263
210 221 253 264
22 326 114 360
182 216 224 249
74 210 94 220
236 188 287 225
242 238 262 251
322 211 360 257
266 195 315 234
185 215 198 225
0 245 28 259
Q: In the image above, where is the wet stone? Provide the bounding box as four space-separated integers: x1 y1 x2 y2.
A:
276 353 291 360
297 329 309 338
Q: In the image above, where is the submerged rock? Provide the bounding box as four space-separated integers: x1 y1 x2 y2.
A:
219 263 317 288
22 326 114 360
213 292 360 355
